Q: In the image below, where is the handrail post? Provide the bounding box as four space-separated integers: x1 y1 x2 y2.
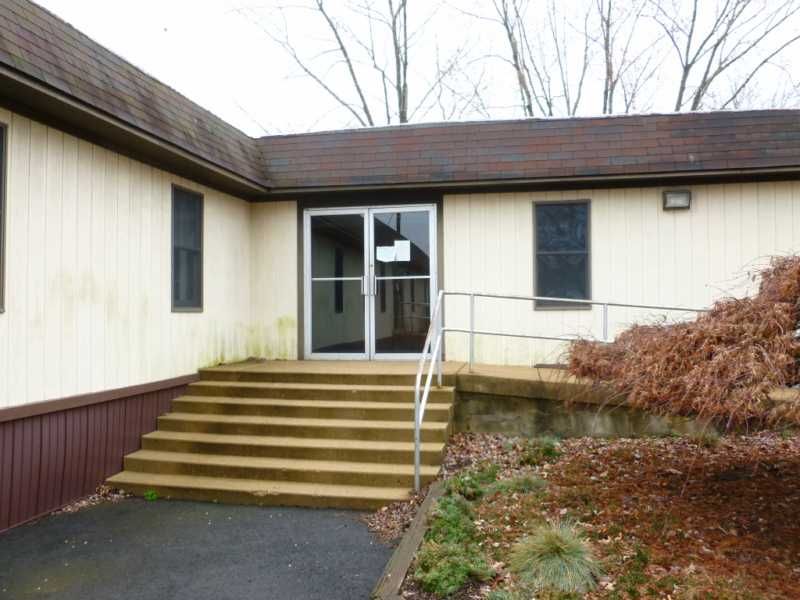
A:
468 293 475 373
602 302 609 342
413 384 420 491
436 296 443 387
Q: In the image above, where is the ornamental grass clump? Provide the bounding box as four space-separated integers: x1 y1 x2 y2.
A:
568 256 800 428
509 521 603 596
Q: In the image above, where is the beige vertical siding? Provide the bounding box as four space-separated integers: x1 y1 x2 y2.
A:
442 183 800 366
249 201 298 360
0 108 255 408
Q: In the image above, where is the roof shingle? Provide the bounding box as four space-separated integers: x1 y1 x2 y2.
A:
1 0 800 195
257 111 800 190
0 0 268 187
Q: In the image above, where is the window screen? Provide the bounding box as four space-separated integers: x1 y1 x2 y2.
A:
0 124 6 313
172 187 203 310
534 202 590 308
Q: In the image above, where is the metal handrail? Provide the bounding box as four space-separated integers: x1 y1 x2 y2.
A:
412 290 706 490
412 290 444 490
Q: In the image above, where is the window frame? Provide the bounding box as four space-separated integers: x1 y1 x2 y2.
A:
532 199 592 311
0 122 6 314
171 184 204 313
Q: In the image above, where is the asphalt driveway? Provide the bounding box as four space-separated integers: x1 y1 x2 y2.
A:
0 499 392 600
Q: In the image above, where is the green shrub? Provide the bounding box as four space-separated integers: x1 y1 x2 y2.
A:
509 521 603 595
414 484 497 597
143 489 158 502
490 475 547 496
427 494 476 544
414 540 494 597
520 437 562 466
444 463 499 500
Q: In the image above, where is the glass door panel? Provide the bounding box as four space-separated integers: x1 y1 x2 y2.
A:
307 212 367 357
371 208 435 358
311 279 366 354
374 277 431 354
372 211 431 276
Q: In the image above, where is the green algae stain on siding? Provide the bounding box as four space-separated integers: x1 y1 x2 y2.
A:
276 316 296 358
197 322 253 369
245 316 298 360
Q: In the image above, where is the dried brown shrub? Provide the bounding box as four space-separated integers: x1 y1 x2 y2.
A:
568 256 800 428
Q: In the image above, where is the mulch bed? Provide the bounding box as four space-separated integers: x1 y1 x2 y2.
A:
368 431 800 599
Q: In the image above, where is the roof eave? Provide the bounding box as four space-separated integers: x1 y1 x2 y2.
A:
0 65 271 199
263 165 800 197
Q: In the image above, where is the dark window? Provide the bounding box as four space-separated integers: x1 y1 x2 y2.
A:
534 201 590 309
172 186 203 311
334 247 344 314
0 124 6 313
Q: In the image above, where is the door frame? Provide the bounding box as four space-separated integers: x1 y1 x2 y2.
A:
303 204 438 360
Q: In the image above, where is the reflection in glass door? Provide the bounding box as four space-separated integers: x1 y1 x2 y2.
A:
304 205 436 359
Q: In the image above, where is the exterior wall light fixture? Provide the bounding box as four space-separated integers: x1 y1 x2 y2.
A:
663 189 691 210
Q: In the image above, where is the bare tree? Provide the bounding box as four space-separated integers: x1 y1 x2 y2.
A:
241 0 481 127
241 0 800 128
651 0 800 111
596 0 661 113
469 0 593 118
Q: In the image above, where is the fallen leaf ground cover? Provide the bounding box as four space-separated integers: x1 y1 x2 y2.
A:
50 485 129 516
368 431 800 599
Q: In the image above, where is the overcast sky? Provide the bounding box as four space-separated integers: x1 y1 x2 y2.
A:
35 0 800 137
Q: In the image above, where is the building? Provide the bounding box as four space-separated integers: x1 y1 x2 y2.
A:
1 0 799 530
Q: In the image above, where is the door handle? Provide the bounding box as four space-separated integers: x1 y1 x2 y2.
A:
361 275 368 296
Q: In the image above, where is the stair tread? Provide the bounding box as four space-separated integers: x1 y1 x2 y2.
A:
174 396 452 410
191 381 455 393
159 412 448 430
108 471 411 500
144 430 445 451
127 449 440 475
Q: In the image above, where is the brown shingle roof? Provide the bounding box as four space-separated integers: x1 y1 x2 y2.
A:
257 110 800 191
0 0 268 188
1 1 800 196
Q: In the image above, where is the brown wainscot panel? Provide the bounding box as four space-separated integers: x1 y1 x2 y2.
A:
0 375 197 533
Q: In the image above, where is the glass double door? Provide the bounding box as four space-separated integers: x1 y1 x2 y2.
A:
304 205 437 359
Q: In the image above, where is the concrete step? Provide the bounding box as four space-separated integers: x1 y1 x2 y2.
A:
158 412 448 443
199 367 456 387
142 431 446 464
107 471 409 511
186 381 455 403
171 396 453 422
124 450 439 488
